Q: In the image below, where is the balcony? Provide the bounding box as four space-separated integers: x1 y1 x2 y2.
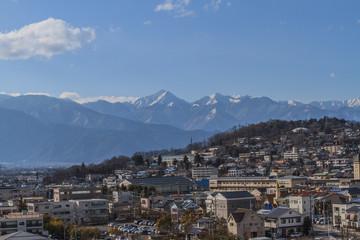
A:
0 224 17 228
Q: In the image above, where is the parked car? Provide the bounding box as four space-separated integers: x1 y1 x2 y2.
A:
290 232 302 238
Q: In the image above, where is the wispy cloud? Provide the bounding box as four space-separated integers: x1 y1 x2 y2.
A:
357 18 360 24
279 21 287 25
155 0 194 18
330 72 337 78
327 25 333 31
143 20 152 25
204 0 226 10
0 18 95 60
59 92 139 104
109 25 121 33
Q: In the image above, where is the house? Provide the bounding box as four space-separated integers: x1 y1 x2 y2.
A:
264 207 303 238
206 191 255 220
170 200 198 222
227 208 265 240
332 203 360 228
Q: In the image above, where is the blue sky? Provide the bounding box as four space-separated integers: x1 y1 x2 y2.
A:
0 0 359 103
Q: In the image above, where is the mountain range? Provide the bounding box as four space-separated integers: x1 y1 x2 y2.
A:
83 90 360 131
2 90 360 166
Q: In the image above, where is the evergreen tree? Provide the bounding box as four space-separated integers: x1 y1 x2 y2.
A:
157 155 162 165
132 155 144 166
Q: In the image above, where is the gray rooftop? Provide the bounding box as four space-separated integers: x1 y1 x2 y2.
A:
125 176 194 187
0 231 49 240
219 191 254 199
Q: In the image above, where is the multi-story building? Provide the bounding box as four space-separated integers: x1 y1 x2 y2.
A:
70 199 109 224
53 187 103 202
112 191 133 204
27 201 74 223
332 203 359 228
161 154 194 166
0 212 43 236
354 154 360 180
192 166 218 180
289 195 314 218
227 208 265 240
0 202 17 216
206 191 255 220
209 176 307 192
264 207 303 238
0 187 33 201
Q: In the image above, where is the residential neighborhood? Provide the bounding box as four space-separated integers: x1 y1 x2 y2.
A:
0 118 360 239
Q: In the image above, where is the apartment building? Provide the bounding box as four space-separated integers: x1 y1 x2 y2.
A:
27 201 74 223
70 199 109 224
0 212 43 236
289 195 314 218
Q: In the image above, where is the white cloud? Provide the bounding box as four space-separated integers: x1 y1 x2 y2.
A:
109 25 121 33
330 72 336 78
279 21 287 25
357 19 360 24
59 92 139 104
0 18 95 60
155 0 194 18
226 2 231 7
327 25 333 31
143 20 152 25
340 26 344 31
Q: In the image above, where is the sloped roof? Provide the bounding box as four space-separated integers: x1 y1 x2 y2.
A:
346 206 360 213
125 176 194 187
229 208 253 223
266 207 301 219
219 191 254 199
0 231 48 240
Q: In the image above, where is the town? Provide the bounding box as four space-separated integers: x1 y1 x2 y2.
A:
1 118 360 240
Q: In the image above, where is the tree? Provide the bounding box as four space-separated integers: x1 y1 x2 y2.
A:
157 155 162 165
194 153 202 166
18 197 27 211
146 158 150 167
120 184 127 191
157 215 174 234
132 155 144 166
173 159 178 167
183 155 190 170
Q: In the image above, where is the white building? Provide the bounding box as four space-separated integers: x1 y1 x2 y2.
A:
0 212 43 236
289 195 314 218
264 207 303 238
70 199 109 224
27 201 74 223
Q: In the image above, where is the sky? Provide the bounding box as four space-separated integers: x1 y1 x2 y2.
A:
0 0 359 103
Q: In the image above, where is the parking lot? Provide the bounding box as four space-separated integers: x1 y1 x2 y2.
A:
99 219 160 240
